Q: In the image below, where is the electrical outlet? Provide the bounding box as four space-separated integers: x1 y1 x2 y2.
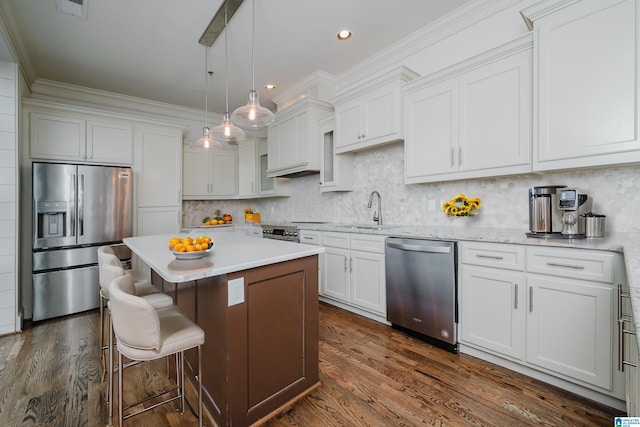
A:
228 277 245 306
428 200 436 211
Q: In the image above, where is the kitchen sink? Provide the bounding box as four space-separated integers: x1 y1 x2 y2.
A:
336 224 397 231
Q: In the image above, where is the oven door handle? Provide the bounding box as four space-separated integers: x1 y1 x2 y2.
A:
387 241 451 254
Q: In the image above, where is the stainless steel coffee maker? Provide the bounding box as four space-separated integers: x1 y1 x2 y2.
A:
558 188 592 236
527 185 566 237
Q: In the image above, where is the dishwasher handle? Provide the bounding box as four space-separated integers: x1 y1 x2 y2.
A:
387 241 451 254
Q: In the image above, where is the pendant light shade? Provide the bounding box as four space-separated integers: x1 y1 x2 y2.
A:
231 89 274 129
231 0 275 130
211 112 245 144
212 5 245 144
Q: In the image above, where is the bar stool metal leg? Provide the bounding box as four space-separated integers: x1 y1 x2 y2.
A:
198 344 203 427
118 351 123 427
108 314 114 426
180 351 185 414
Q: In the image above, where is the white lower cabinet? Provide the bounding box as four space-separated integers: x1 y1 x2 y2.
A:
612 258 640 416
526 274 613 389
309 231 386 319
299 230 323 295
324 245 350 301
460 242 625 404
460 265 525 360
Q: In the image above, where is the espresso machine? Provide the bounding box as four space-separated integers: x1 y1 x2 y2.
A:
527 185 566 237
558 188 592 237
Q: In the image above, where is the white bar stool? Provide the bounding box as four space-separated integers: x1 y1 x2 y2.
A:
97 246 174 425
108 274 204 427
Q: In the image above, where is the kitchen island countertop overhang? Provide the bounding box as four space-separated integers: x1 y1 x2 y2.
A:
124 231 325 283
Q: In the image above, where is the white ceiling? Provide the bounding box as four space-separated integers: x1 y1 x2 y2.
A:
0 0 471 114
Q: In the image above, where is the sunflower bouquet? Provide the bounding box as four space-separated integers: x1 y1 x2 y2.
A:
442 194 481 217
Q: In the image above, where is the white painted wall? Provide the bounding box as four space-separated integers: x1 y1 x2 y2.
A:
0 60 18 334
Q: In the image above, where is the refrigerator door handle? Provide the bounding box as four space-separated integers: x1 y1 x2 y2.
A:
70 173 76 237
78 174 84 236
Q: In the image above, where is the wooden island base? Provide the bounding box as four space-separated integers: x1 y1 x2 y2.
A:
152 255 319 427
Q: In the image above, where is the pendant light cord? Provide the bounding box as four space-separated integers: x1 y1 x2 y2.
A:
225 7 229 112
251 0 255 91
204 45 208 128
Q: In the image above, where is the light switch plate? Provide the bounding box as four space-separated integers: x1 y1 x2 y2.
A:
228 277 245 306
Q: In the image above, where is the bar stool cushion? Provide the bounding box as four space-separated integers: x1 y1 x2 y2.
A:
109 274 205 361
99 262 173 308
98 245 154 287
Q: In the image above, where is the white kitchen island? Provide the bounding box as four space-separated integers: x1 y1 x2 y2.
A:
123 231 324 427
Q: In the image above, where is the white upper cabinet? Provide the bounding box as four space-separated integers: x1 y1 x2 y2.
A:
403 35 532 184
319 114 353 192
238 140 257 197
523 0 640 170
333 66 418 154
86 120 133 164
267 97 333 177
182 145 237 199
28 105 133 165
238 138 291 198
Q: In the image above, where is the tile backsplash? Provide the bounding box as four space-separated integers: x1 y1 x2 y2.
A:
183 142 640 233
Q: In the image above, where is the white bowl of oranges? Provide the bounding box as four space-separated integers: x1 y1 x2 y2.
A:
168 236 214 260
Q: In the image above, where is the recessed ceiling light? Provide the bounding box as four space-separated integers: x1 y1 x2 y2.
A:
265 84 276 90
337 30 352 41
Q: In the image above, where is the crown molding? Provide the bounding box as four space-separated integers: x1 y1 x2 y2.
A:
335 0 524 93
403 33 533 94
519 0 580 29
0 1 37 90
271 70 337 111
29 78 221 124
23 97 186 130
331 65 419 106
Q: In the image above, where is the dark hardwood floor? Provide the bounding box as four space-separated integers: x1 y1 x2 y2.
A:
0 302 622 426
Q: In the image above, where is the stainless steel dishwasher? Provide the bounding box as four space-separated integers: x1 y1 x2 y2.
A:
385 237 458 352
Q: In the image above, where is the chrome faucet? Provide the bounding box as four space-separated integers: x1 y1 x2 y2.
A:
367 191 382 226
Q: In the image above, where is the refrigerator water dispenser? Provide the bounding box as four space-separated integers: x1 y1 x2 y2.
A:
36 201 67 239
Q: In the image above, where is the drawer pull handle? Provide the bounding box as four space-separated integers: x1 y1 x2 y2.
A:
477 254 504 260
546 262 585 270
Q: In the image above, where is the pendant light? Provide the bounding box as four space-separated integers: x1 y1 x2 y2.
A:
230 0 275 130
196 45 221 149
211 5 245 144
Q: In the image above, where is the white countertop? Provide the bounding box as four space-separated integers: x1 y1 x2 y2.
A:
124 231 324 283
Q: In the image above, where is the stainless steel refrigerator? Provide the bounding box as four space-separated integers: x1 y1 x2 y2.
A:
32 162 133 321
